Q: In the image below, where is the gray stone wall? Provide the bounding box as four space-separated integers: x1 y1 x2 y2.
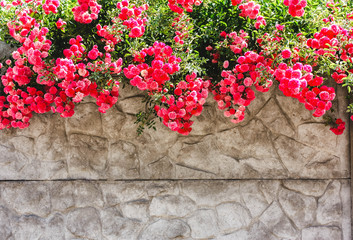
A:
0 180 350 240
0 41 351 239
0 87 349 181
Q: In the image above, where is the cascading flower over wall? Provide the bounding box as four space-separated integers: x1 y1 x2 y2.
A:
0 0 353 135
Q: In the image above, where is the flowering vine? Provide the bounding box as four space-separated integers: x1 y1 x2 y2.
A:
0 0 353 135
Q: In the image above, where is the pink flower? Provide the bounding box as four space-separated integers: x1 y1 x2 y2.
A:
276 24 284 31
281 49 292 59
206 45 213 51
330 118 345 135
56 18 67 29
88 48 99 60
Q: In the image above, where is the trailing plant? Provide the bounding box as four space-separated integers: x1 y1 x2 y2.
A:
0 0 353 135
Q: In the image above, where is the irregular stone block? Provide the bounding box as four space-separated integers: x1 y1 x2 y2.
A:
0 206 14 239
116 95 145 115
187 209 218 239
276 95 318 126
50 182 75 211
239 181 269 217
143 156 175 179
109 140 140 179
282 180 330 197
66 103 103 136
34 114 68 179
66 207 102 239
274 135 343 178
68 134 108 177
279 187 316 229
246 221 280 240
259 202 298 239
216 229 250 240
101 105 126 140
302 226 342 240
12 215 46 240
121 199 150 221
145 181 179 197
317 181 342 224
101 207 142 240
0 144 28 179
73 182 104 208
139 219 190 240
189 102 217 135
0 183 51 216
181 181 241 206
149 194 196 218
8 136 35 157
172 135 220 177
100 182 147 205
42 213 66 240
216 202 251 233
257 98 295 137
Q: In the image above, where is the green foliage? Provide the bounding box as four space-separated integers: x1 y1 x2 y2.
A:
2 0 353 134
134 95 157 135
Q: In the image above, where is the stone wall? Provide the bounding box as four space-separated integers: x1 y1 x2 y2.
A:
0 41 351 239
0 180 350 239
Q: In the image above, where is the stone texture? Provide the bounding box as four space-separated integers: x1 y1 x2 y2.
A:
282 180 330 197
0 180 349 240
149 194 196 217
66 207 102 239
216 202 251 233
139 219 190 240
302 226 342 240
0 86 349 180
257 98 295 137
278 187 317 229
259 202 298 239
101 206 142 239
0 41 15 75
0 60 351 240
187 209 218 239
67 134 109 178
0 182 51 216
109 140 140 178
317 180 343 225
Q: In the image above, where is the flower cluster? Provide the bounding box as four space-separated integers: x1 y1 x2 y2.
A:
330 118 345 135
168 0 202 14
306 23 353 66
172 14 190 45
227 30 248 54
1 0 353 136
96 0 148 52
56 18 67 30
72 0 101 24
124 42 181 92
116 0 148 38
42 0 60 15
155 73 209 135
234 1 266 29
274 62 335 117
239 1 260 19
231 0 243 6
212 50 272 123
283 0 307 17
96 24 122 51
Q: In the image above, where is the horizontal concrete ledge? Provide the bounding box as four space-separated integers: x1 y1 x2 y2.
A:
0 177 351 183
